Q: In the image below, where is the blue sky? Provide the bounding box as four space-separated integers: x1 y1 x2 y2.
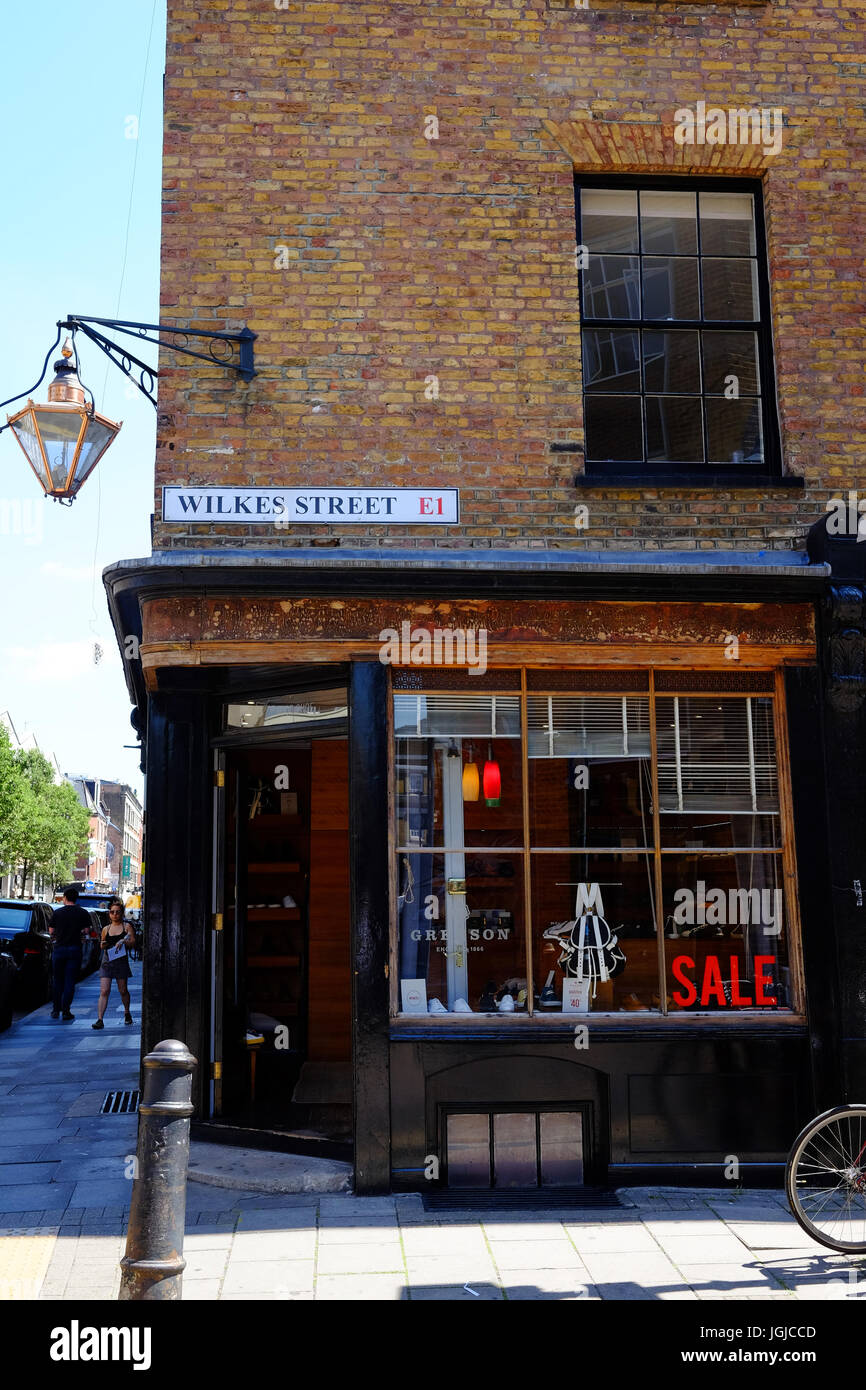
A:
0 1 166 799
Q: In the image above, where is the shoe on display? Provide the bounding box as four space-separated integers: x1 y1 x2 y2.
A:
538 969 560 1008
245 1029 265 1043
478 980 497 1011
452 997 473 1013
515 988 527 1009
282 895 297 909
428 997 448 1015
620 993 648 1012
497 993 515 1013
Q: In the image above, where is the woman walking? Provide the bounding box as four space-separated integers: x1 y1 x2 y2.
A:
92 898 135 1029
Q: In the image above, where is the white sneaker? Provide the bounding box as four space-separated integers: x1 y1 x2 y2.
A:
452 997 473 1013
428 998 448 1015
497 993 515 1013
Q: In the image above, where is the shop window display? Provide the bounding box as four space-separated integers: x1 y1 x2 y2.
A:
394 680 795 1018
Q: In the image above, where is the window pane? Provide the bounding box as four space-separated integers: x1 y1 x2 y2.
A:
540 1113 584 1187
581 189 639 252
655 697 779 816
584 395 643 462
531 855 660 1014
447 1114 490 1187
702 332 760 396
702 258 759 320
640 189 697 254
397 852 527 1014
642 257 700 320
643 331 701 394
493 1114 538 1188
528 695 652 849
394 694 520 739
706 398 763 465
699 192 757 257
662 854 791 1012
583 254 641 319
395 737 523 850
646 397 704 464
582 330 640 393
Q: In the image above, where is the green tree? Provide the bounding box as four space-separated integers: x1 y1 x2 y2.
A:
9 750 89 893
0 724 27 873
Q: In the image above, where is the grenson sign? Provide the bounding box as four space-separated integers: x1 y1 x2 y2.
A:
162 487 460 524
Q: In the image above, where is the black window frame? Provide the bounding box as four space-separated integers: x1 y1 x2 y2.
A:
575 175 783 485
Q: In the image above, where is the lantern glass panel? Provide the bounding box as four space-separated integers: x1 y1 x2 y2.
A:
73 417 118 488
10 410 47 482
32 408 84 490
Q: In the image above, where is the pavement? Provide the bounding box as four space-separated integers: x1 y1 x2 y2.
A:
1 966 865 1301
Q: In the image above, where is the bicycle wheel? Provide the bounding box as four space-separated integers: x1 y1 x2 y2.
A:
786 1105 866 1253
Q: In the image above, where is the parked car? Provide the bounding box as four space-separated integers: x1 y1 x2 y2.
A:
80 909 105 976
0 900 54 1006
0 950 16 1031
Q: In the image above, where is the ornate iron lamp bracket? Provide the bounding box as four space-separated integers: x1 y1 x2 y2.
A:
58 315 257 408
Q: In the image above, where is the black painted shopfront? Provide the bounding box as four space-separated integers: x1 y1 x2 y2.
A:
105 525 866 1194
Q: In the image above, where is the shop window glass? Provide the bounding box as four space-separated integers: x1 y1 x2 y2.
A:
397 852 526 1015
394 681 795 1019
662 853 790 1012
531 855 659 1014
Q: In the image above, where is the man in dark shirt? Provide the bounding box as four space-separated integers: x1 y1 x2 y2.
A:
49 887 90 1020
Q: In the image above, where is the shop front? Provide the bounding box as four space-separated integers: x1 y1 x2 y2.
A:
105 543 858 1193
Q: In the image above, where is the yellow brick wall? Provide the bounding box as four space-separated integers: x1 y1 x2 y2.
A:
155 0 866 551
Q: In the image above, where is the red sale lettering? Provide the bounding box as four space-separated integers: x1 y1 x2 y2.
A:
699 954 727 1007
754 955 777 1005
671 955 697 1007
728 957 752 1007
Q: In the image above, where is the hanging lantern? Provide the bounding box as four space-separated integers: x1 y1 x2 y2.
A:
6 341 121 503
462 742 480 802
483 742 501 805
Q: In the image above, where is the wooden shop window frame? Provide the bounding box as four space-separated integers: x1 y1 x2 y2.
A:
389 665 805 1024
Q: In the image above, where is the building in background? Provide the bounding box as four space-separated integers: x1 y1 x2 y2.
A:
99 782 144 896
69 778 121 893
106 1 866 1193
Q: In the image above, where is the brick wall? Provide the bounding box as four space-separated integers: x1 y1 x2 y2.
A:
156 0 866 551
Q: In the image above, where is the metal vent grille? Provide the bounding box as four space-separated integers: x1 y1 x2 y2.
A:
101 1090 140 1115
392 668 521 691
654 670 774 693
527 669 650 692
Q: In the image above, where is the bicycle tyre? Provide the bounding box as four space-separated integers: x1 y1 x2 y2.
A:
785 1104 866 1253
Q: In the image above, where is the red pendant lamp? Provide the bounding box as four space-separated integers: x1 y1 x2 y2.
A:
483 741 501 805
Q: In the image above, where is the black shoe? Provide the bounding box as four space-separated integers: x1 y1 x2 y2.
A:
91 1019 104 1030
124 1014 133 1026
50 1011 60 1019
61 1012 75 1022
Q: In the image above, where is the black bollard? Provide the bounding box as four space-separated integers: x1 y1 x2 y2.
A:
119 1038 197 1301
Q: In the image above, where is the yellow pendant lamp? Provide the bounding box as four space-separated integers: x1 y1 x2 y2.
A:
462 742 480 801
